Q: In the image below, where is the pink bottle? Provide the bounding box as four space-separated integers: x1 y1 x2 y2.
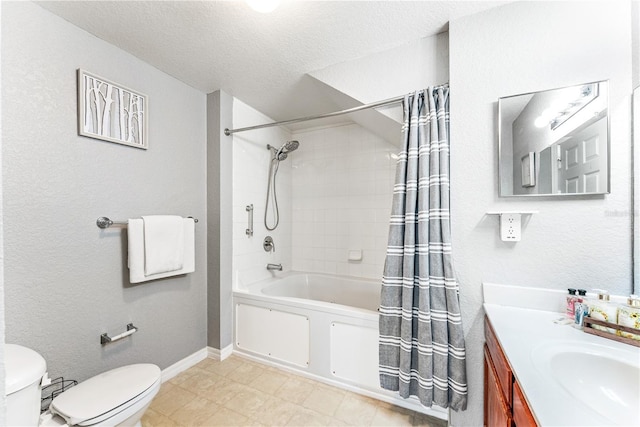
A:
566 288 579 318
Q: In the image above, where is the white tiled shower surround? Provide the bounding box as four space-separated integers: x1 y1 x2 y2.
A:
290 124 397 279
232 100 398 286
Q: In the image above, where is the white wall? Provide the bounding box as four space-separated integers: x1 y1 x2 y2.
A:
310 33 449 106
2 2 207 383
232 100 293 287
290 124 396 278
449 2 632 425
307 33 449 144
0 0 5 421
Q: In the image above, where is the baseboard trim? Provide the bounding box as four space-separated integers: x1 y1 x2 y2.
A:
161 348 208 383
207 344 233 361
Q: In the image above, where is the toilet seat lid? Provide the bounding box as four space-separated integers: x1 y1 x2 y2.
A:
50 363 161 426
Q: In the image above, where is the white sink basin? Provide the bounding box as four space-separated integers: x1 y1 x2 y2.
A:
533 341 640 426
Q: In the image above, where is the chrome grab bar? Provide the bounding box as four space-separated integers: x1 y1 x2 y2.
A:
246 205 254 237
101 323 138 345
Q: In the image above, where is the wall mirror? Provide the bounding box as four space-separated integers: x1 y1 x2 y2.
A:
499 80 610 196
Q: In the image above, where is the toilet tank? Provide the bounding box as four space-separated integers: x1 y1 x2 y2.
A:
6 344 47 426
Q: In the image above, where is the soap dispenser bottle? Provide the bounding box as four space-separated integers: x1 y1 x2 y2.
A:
589 289 617 334
566 288 579 318
617 295 640 340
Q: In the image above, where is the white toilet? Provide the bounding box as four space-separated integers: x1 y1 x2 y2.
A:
6 344 162 427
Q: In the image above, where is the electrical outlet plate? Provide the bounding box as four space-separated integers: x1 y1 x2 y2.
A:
500 213 521 242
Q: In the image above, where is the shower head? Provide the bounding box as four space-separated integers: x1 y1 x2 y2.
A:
275 140 300 161
281 140 300 153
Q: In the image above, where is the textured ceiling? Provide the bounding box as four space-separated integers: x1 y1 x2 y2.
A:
37 1 506 125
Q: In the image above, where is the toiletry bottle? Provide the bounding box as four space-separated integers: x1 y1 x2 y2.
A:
617 295 640 340
573 289 589 328
577 289 587 302
566 288 578 318
588 289 617 334
573 301 589 329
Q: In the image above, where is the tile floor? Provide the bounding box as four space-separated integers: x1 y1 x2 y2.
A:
142 355 448 427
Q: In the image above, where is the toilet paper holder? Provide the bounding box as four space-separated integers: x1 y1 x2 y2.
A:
101 323 138 345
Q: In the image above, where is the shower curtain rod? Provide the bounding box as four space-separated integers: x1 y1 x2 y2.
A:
224 94 405 136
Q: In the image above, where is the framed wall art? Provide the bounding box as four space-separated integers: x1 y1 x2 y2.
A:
77 69 148 149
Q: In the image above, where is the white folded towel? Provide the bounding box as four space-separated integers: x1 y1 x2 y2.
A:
128 217 195 284
142 215 184 275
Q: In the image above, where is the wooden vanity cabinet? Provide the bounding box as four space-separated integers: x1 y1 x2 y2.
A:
484 316 538 427
513 380 537 427
484 345 511 427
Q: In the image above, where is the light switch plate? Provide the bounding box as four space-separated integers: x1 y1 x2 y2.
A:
500 213 521 242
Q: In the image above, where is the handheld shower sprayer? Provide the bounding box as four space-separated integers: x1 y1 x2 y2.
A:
268 140 300 161
265 140 300 230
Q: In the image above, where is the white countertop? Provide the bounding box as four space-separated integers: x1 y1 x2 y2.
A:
484 303 640 427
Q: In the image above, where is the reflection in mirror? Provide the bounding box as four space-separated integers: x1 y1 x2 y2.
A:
499 81 609 196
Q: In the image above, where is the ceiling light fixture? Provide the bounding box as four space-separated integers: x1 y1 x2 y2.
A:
549 84 597 130
246 0 280 13
534 84 599 130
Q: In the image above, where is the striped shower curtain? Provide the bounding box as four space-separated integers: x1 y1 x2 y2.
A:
378 87 468 411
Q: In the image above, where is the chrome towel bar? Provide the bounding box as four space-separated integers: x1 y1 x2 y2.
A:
101 323 138 345
96 216 199 229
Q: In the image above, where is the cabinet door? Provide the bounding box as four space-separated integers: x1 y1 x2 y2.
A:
513 380 538 427
484 346 512 427
485 317 513 407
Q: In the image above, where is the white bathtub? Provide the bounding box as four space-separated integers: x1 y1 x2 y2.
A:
232 272 448 421
255 273 380 312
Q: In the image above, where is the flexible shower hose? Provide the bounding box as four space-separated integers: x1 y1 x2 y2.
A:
264 156 281 231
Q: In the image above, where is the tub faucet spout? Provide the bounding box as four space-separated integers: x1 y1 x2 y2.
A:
266 263 283 271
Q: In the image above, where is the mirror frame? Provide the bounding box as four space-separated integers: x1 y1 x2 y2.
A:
633 85 639 295
498 80 611 197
